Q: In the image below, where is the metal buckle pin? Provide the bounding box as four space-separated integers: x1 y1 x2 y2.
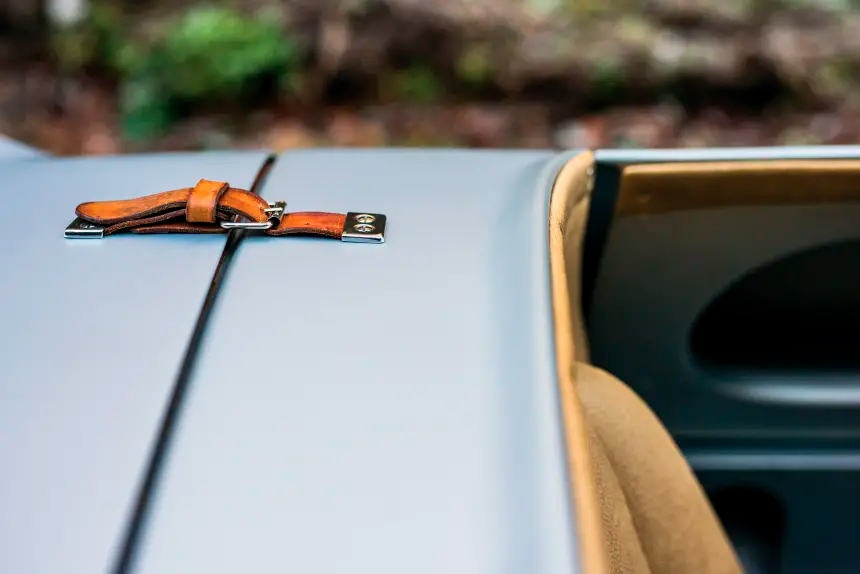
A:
220 201 286 230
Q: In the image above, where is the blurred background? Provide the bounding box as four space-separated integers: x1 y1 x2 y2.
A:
1 0 858 155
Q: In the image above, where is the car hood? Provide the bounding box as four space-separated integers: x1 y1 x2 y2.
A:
0 148 582 574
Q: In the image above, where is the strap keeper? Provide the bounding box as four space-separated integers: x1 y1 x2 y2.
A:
187 179 229 223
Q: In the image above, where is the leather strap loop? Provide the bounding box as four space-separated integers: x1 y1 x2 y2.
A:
76 187 270 225
187 179 229 223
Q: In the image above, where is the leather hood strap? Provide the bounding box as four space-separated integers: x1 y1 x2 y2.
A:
73 180 348 239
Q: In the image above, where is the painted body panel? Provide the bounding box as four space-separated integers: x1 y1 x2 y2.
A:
0 134 47 161
0 152 268 574
133 150 582 574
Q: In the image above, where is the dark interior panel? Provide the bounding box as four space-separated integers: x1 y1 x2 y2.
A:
710 487 784 574
691 240 860 371
588 202 860 436
701 470 860 574
581 162 622 320
586 157 860 574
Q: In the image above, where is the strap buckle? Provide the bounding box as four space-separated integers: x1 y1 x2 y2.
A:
220 201 286 230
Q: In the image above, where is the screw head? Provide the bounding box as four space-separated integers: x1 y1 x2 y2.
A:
354 223 375 233
355 214 376 223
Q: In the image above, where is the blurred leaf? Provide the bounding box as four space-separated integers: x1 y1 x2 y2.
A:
589 55 624 100
525 0 566 16
157 7 298 99
279 68 303 95
565 0 640 18
90 1 124 65
51 27 93 70
393 65 442 104
115 41 146 75
120 77 174 141
456 44 493 87
116 6 302 140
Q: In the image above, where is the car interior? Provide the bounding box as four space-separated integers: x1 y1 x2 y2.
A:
550 151 860 574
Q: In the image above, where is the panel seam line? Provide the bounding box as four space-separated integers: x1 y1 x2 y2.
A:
110 153 278 574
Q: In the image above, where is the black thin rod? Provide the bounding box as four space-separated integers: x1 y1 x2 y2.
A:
111 155 277 574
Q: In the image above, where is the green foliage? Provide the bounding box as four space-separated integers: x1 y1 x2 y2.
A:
51 27 90 71
118 6 301 141
775 0 856 11
589 55 625 101
811 57 860 100
563 0 642 19
90 1 125 69
392 65 442 104
145 7 294 99
120 77 176 143
51 1 123 71
50 2 112 71
456 44 493 87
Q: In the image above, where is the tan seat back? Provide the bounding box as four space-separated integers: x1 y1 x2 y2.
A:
578 363 742 574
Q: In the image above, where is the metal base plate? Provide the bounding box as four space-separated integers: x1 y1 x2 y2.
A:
65 218 105 238
342 213 386 243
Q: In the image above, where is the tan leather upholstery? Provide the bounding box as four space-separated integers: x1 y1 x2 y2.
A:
616 160 860 217
578 363 742 574
549 152 608 574
548 153 742 574
549 152 593 364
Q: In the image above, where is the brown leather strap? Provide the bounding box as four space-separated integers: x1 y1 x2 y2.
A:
187 179 229 223
269 212 346 238
75 185 347 239
76 187 270 224
131 213 347 237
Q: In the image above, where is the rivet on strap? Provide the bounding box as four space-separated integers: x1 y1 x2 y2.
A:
187 179 229 223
